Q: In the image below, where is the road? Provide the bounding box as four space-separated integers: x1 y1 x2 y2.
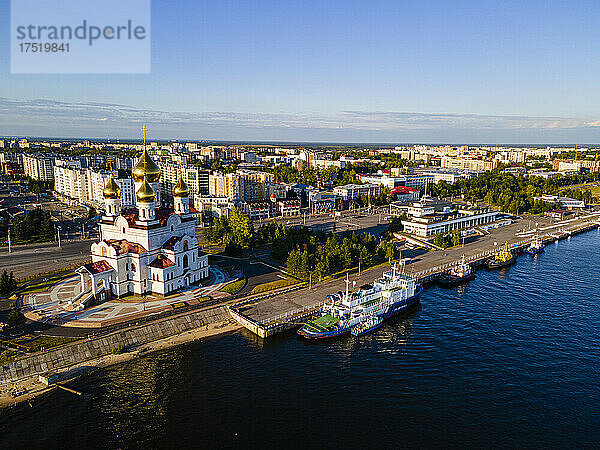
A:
0 239 94 278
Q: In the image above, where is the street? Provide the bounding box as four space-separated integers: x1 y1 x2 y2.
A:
0 239 94 278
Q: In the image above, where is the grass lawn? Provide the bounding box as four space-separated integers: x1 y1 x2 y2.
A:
560 183 600 195
250 277 301 294
0 335 79 366
18 272 74 295
5 335 78 353
221 278 245 295
0 350 20 366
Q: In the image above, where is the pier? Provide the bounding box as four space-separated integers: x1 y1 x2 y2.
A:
229 213 600 338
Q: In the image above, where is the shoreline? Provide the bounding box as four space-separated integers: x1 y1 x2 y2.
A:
0 320 241 409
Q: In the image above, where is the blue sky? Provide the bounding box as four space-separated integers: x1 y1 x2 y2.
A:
1 0 600 143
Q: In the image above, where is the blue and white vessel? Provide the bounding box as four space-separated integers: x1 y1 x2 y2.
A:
524 236 545 255
298 265 422 339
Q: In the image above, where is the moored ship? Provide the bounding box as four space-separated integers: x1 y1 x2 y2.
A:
485 242 516 269
298 266 422 339
523 236 545 255
438 255 475 287
351 316 383 336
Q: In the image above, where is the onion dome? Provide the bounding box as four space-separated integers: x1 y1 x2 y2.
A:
173 176 190 197
136 178 156 203
103 177 121 199
132 148 161 183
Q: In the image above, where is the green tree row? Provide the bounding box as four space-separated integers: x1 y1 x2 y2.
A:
2 208 55 243
433 231 462 249
430 169 600 214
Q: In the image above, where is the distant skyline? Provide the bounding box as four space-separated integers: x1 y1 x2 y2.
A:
1 0 600 143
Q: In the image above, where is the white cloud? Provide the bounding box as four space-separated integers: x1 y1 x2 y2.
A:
1 97 599 143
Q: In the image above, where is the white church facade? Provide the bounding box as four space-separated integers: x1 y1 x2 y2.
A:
77 148 209 299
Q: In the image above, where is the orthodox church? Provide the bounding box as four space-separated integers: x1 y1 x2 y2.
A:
76 148 209 299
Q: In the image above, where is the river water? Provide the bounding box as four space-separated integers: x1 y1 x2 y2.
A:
2 231 600 448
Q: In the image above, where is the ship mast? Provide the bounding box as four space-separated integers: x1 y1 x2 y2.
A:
345 273 350 301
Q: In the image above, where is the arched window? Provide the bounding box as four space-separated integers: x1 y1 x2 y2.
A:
183 241 188 251
102 247 107 257
132 263 136 272
171 225 174 232
183 255 188 268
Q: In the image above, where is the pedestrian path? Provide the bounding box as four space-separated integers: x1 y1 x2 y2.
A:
22 267 233 327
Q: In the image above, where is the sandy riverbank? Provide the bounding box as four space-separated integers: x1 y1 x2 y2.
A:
0 320 242 409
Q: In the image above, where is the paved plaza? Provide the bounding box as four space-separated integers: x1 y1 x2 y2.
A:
21 267 234 327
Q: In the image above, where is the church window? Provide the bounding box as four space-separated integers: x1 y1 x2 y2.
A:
132 263 136 272
171 225 174 232
183 255 188 268
102 247 106 257
122 227 125 234
184 241 189 251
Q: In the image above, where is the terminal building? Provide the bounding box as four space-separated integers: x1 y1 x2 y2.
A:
76 149 209 300
392 197 498 237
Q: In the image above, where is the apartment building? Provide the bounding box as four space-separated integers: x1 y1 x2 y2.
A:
209 172 243 202
160 163 210 199
23 154 54 181
440 157 497 172
53 164 134 208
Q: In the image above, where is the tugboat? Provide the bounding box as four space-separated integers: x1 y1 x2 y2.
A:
438 255 475 287
523 236 545 255
298 266 421 339
485 242 516 269
351 316 383 337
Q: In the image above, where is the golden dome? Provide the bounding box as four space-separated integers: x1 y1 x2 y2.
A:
132 148 161 183
136 178 156 203
103 177 121 199
173 176 190 197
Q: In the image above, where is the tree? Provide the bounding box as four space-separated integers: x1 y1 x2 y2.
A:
388 214 407 234
451 231 461 247
0 270 17 296
229 208 254 248
7 309 26 328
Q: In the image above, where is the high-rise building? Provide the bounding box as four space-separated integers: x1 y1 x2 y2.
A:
23 154 54 180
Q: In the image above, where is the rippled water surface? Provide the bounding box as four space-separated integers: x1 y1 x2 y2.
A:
2 232 600 448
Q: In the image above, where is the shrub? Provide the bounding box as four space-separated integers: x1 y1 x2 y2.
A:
6 309 26 328
111 344 127 355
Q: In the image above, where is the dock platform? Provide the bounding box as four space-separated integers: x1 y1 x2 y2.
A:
229 214 600 338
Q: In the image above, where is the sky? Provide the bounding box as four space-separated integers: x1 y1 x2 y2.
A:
1 0 600 144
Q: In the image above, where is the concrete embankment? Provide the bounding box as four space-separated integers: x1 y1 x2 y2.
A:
230 214 600 339
0 305 230 385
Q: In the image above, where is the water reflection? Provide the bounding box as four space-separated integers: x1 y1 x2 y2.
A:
91 348 194 447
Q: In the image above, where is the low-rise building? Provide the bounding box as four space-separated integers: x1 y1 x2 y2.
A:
241 201 273 221
394 198 498 237
277 198 301 217
193 195 235 219
391 186 420 202
534 195 585 209
333 183 381 202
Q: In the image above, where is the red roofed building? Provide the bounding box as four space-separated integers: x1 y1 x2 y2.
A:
391 186 420 202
